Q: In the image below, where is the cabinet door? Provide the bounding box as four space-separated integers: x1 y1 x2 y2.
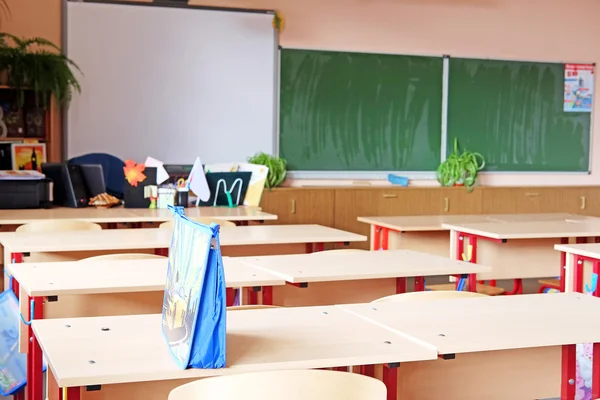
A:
570 187 600 216
441 187 483 215
481 187 566 214
259 188 335 226
334 188 442 249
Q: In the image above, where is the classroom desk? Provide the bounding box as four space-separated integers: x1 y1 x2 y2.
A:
32 306 437 400
441 219 600 294
7 257 286 400
358 213 593 256
340 293 600 400
1 225 366 291
238 249 492 303
554 242 600 294
0 206 277 226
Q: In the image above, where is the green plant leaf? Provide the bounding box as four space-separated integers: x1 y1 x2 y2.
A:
248 152 288 188
0 33 81 108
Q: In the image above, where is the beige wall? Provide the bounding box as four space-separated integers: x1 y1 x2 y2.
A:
10 0 600 185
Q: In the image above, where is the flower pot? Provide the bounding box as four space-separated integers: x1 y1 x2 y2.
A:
454 182 464 187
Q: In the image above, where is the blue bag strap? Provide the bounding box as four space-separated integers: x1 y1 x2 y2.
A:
167 205 185 216
209 223 221 252
19 299 35 326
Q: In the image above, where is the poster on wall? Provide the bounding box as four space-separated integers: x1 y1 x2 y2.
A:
564 64 594 112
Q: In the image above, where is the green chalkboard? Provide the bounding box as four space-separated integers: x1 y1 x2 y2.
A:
279 49 443 171
447 58 591 172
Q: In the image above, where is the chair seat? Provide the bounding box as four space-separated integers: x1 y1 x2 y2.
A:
537 278 560 287
426 283 505 296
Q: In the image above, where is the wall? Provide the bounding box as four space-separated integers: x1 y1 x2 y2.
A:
5 0 62 161
9 0 600 185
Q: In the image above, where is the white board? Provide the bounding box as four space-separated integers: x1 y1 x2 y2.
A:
66 1 277 164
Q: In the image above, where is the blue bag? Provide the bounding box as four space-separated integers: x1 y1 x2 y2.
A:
0 286 27 396
161 206 227 369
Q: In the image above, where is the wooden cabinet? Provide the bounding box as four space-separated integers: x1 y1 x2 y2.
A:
440 188 482 215
333 188 443 249
259 186 600 249
259 188 335 226
482 187 600 215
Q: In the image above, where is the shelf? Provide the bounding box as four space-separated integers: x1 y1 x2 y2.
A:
0 137 45 142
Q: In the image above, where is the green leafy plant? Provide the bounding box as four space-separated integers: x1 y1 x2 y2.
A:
248 152 287 188
436 138 485 192
0 33 82 108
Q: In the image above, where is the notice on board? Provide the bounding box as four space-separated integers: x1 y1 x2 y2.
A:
564 64 594 112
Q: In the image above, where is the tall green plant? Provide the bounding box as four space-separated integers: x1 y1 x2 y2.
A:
436 138 485 192
248 152 287 188
0 33 81 107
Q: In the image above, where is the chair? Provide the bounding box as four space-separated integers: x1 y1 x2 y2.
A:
16 220 102 233
312 249 366 254
538 278 560 293
69 152 125 199
159 218 237 230
373 290 488 303
78 253 166 262
168 370 386 400
425 282 505 296
227 305 281 311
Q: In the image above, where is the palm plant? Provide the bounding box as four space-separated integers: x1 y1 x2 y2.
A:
0 33 81 108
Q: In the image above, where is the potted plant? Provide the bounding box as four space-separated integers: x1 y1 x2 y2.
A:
248 152 287 188
436 138 485 192
0 33 81 107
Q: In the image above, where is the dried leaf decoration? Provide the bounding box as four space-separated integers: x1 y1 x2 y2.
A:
272 10 285 32
124 159 147 187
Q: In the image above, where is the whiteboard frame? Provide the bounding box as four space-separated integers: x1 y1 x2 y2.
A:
62 0 277 163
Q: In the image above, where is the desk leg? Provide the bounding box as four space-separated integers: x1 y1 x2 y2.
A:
359 365 375 377
592 342 600 399
63 387 81 400
13 390 24 400
413 276 424 292
382 363 399 400
573 255 584 293
28 295 44 400
373 225 381 250
559 238 568 292
10 252 23 298
381 228 389 251
226 288 235 307
396 278 406 294
262 286 273 306
562 344 577 400
248 287 259 305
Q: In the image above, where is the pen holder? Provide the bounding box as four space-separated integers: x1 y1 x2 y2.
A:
176 189 189 208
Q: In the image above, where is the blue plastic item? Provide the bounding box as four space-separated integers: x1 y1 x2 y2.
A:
161 205 226 369
0 287 27 396
387 174 409 186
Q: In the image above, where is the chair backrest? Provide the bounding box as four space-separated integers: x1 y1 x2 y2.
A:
168 370 386 400
68 153 125 199
159 218 236 230
16 220 102 233
227 305 281 311
78 253 166 262
373 290 488 303
312 249 366 255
